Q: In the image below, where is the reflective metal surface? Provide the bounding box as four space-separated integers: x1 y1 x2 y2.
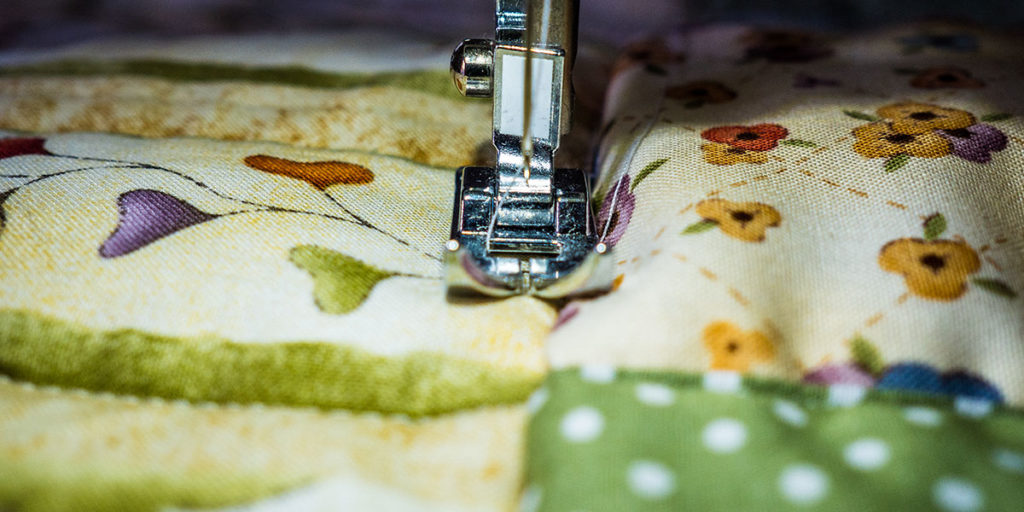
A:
445 0 602 298
450 38 494 98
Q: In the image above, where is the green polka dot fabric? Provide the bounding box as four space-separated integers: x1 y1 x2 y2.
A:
525 369 1024 511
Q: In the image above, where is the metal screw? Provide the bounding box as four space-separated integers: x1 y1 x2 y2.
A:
450 38 495 98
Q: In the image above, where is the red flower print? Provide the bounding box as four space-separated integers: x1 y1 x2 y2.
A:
0 137 51 159
700 124 789 151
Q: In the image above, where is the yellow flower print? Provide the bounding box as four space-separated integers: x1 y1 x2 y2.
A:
876 102 976 135
852 122 951 159
879 238 981 301
695 199 781 242
700 142 770 165
703 321 776 372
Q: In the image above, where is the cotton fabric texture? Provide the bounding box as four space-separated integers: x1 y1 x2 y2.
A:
0 22 1022 512
0 32 550 511
535 22 1024 511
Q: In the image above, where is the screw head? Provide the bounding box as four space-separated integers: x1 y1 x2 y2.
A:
451 39 494 98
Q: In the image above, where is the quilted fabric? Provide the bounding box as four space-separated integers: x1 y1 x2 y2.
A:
526 369 1024 511
553 23 1024 405
0 32 552 511
528 22 1024 511
0 20 1022 512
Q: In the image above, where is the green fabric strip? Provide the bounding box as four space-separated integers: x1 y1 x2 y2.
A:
0 59 461 98
0 309 540 416
0 460 296 512
526 368 1024 511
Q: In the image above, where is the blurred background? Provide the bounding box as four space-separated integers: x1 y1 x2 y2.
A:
0 0 1020 51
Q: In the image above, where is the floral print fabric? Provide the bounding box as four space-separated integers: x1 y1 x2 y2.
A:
0 31 552 512
1 19 1023 512
551 22 1024 407
531 23 1024 510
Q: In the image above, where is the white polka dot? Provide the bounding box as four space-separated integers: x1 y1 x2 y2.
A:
703 371 742 393
993 448 1024 474
627 460 676 500
844 438 890 471
904 406 943 427
519 485 542 512
560 406 605 443
635 383 675 406
773 400 808 427
827 385 866 407
955 397 994 419
579 364 616 383
778 464 829 505
526 387 549 414
702 418 747 454
933 478 984 512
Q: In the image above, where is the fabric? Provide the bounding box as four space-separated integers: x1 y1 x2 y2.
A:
0 376 525 512
526 369 1024 511
0 31 554 511
556 23 1023 403
1 19 1023 512
528 22 1024 511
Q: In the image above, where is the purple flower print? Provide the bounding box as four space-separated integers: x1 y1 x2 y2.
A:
553 302 580 330
597 174 636 249
939 123 1008 163
99 189 219 258
803 364 876 387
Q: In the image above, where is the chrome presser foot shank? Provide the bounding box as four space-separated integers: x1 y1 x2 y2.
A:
444 0 602 298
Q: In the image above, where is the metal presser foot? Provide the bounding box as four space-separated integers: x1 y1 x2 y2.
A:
444 0 604 298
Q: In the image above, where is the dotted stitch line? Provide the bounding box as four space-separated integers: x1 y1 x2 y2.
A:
858 292 911 331
671 252 757 314
623 128 1019 361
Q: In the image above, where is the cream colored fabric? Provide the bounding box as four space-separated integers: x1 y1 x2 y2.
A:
552 23 1024 404
0 132 552 369
1 21 1023 512
0 31 550 511
0 378 526 512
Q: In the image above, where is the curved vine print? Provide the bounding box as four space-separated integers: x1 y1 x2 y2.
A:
0 136 437 315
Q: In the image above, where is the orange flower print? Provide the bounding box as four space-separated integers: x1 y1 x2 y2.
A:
701 123 789 151
694 199 781 242
852 122 951 159
876 102 975 135
243 154 373 190
703 321 776 372
846 102 1009 170
879 238 981 301
700 142 770 165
